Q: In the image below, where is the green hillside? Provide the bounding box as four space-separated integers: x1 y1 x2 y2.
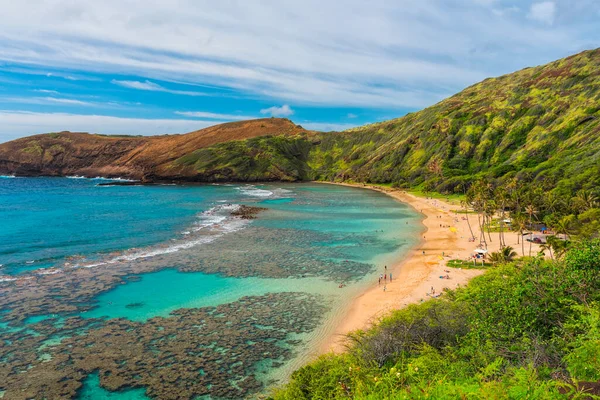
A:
272 240 600 399
173 48 600 196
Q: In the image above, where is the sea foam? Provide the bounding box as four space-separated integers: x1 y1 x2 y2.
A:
66 176 137 182
73 204 249 269
238 185 294 199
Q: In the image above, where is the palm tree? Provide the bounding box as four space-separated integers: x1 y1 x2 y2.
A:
525 204 537 257
469 186 487 249
546 235 570 259
573 189 598 213
459 184 476 241
489 246 518 264
460 199 475 240
496 187 508 248
539 241 554 260
512 212 527 257
544 192 565 216
470 179 494 249
484 199 496 244
555 215 575 240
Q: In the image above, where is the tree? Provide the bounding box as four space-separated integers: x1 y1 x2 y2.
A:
489 246 518 264
460 199 475 240
573 190 598 213
459 183 476 241
539 241 554 260
578 208 600 239
556 215 576 240
496 187 508 248
512 212 527 257
547 235 570 259
525 204 537 257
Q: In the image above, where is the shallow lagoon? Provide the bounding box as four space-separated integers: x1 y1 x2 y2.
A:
0 179 422 398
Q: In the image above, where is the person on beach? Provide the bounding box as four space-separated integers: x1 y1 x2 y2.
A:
390 273 392 281
378 277 381 286
384 273 387 282
383 285 387 292
431 286 435 295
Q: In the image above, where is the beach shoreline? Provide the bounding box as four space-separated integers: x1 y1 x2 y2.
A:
315 182 491 354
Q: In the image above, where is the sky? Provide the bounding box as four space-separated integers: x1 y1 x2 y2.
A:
0 0 599 142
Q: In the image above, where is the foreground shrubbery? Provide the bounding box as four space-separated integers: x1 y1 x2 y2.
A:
272 240 600 399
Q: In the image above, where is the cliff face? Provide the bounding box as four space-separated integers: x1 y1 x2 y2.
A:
0 118 307 180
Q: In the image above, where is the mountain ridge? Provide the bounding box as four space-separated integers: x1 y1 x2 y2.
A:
0 118 309 180
1 48 599 193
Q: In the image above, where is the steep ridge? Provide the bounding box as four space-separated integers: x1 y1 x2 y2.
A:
0 118 307 180
310 48 600 193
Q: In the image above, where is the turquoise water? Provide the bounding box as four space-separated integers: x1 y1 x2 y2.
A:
0 177 240 274
0 178 422 399
78 374 149 400
85 269 339 322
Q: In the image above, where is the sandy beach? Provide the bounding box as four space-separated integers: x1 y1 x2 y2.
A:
320 183 542 353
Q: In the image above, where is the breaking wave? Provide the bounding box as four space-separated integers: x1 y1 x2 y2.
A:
238 185 293 199
66 176 137 182
68 204 249 270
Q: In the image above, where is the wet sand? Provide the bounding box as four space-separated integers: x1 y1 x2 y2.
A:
319 183 541 353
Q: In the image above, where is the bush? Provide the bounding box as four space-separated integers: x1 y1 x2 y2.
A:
348 300 471 367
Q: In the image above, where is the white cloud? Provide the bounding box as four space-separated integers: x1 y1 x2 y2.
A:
111 79 207 96
0 110 222 142
33 89 60 95
2 97 95 107
260 105 294 117
175 111 255 120
528 1 556 25
0 0 596 111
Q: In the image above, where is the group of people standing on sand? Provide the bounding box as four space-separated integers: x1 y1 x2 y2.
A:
378 265 392 292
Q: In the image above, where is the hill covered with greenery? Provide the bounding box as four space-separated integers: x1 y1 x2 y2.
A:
171 48 600 197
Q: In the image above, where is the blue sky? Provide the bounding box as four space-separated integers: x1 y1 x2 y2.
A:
0 0 599 142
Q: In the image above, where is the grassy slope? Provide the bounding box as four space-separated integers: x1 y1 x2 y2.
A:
311 48 600 195
167 48 600 195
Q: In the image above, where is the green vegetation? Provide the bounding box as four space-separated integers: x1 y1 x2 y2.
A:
446 259 492 269
272 241 600 399
171 49 600 203
161 51 600 398
22 140 44 155
462 177 599 258
173 135 314 181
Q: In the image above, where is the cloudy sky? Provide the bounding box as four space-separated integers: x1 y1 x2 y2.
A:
0 0 598 142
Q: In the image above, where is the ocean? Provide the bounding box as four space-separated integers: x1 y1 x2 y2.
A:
0 177 422 399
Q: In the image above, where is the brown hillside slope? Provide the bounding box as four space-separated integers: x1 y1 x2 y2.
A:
0 118 307 179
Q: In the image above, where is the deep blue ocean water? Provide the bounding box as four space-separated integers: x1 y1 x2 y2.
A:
0 176 422 398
